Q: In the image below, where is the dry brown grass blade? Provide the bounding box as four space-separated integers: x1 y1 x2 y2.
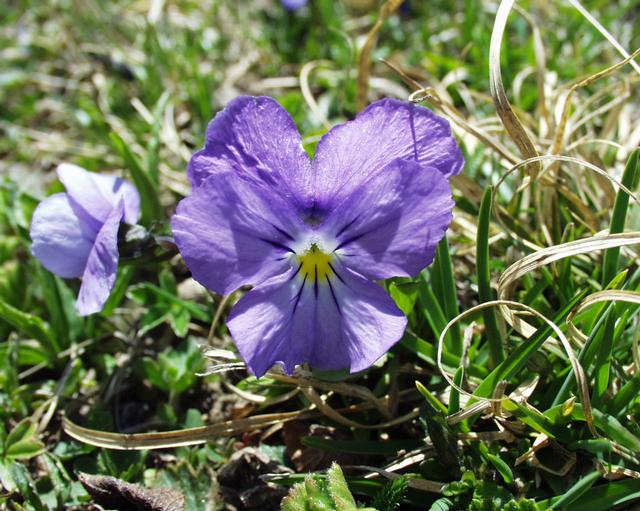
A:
409 87 520 165
300 60 333 129
512 5 551 133
270 372 391 418
356 0 404 111
566 290 640 346
222 380 300 405
492 154 640 250
567 0 640 76
498 232 640 340
64 378 418 449
549 47 640 162
301 387 419 429
381 58 520 166
436 300 598 437
489 0 540 175
62 410 312 450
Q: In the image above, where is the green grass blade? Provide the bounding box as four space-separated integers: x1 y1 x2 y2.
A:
110 132 163 225
550 470 601 510
601 148 639 287
448 366 464 415
476 186 504 366
606 370 640 416
473 291 586 400
434 236 462 356
146 91 171 186
551 478 640 511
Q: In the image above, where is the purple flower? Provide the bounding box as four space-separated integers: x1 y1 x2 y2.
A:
281 0 307 10
172 96 463 377
30 164 140 316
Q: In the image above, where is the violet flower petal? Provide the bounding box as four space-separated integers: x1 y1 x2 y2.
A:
227 265 406 377
76 202 124 316
282 0 307 10
171 168 303 295
57 163 141 225
324 158 454 280
30 193 96 279
188 96 312 211
312 98 463 210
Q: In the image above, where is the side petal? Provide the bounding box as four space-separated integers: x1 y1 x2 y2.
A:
324 159 454 280
76 203 124 316
171 169 305 296
30 193 96 279
188 96 313 211
312 98 463 209
227 265 406 377
57 163 141 225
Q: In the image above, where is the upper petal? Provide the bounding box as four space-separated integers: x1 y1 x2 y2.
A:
171 168 305 296
57 163 141 225
188 96 313 211
227 264 406 377
323 158 454 280
76 202 124 315
312 98 463 209
30 193 96 279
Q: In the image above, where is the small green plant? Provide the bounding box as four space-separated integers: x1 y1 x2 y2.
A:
281 463 377 511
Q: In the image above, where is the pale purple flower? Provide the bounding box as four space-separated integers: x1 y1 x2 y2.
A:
281 0 307 10
30 164 140 316
172 96 463 377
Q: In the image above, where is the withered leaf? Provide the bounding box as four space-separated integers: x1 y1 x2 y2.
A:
78 472 185 511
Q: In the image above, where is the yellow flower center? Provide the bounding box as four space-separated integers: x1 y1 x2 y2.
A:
298 244 332 281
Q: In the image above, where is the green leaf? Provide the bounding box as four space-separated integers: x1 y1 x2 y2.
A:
4 419 45 461
388 281 418 316
430 497 455 511
280 463 376 511
0 297 58 360
10 462 46 511
485 453 513 484
37 266 70 349
327 463 357 508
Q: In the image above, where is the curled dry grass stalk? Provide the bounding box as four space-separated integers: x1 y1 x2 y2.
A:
4 0 640 508
381 0 640 488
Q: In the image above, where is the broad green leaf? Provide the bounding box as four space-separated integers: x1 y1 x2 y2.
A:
388 281 418 316
0 297 58 359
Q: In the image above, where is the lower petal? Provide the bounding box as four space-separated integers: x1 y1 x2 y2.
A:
227 265 406 377
30 193 96 279
312 266 407 373
76 204 123 315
